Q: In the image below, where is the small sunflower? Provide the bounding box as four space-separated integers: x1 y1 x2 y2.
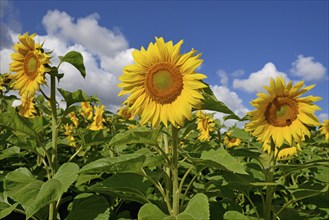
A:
10 32 50 97
69 112 79 127
118 105 135 120
245 76 321 147
81 102 93 120
196 111 216 142
18 96 37 118
64 124 76 147
224 131 241 148
90 105 105 131
118 37 207 127
319 119 329 140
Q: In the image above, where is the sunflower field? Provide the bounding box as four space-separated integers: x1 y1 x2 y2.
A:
0 33 328 220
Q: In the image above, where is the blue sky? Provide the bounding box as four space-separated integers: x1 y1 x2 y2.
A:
1 0 328 122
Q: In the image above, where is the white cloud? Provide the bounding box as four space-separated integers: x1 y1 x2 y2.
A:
42 10 128 58
233 62 289 93
232 69 244 77
319 113 328 123
290 55 326 81
216 69 228 86
209 85 249 129
0 10 134 112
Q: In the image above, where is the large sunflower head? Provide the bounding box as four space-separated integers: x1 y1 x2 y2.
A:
319 119 329 140
245 76 321 147
118 37 207 127
224 131 241 148
10 32 50 97
196 110 216 142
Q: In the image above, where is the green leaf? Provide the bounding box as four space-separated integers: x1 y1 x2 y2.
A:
89 173 152 204
110 127 159 147
4 163 79 219
138 203 168 220
80 153 146 174
0 112 37 138
53 162 80 192
66 193 109 220
200 149 247 174
0 202 18 219
58 88 91 108
59 51 86 78
0 146 20 161
181 193 209 220
201 85 240 121
231 128 251 141
223 211 255 220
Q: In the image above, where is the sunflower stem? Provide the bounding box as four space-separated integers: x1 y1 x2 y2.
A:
264 139 276 220
49 74 58 220
171 126 180 216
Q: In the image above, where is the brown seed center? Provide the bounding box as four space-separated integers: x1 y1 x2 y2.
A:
265 97 298 127
145 63 183 104
24 52 39 78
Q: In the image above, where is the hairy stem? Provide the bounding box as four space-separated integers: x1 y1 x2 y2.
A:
171 126 179 216
264 139 276 220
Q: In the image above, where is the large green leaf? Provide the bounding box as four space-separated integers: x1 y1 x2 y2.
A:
89 173 152 204
66 193 109 220
4 163 79 219
58 88 91 108
200 85 240 121
0 112 37 138
181 193 209 220
109 127 159 146
59 51 86 78
138 203 168 220
231 128 252 141
79 153 146 174
138 193 209 220
198 149 247 174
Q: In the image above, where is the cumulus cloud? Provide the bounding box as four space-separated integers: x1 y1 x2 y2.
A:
42 10 128 58
0 10 134 112
290 55 326 81
216 69 228 86
233 62 289 93
209 85 249 129
232 69 245 77
319 113 328 123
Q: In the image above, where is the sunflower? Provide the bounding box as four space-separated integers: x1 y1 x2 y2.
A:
118 37 207 127
118 105 135 120
18 96 37 118
10 32 50 97
196 111 216 142
90 105 105 130
81 102 93 120
263 141 301 160
319 119 329 140
69 112 79 127
64 124 76 147
245 76 321 147
224 131 241 148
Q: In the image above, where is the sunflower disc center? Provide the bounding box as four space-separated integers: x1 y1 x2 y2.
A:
265 97 298 127
230 138 237 143
146 63 183 104
24 52 39 77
